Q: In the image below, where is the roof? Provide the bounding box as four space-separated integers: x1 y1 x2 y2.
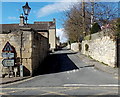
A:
34 21 55 29
0 23 50 33
0 24 20 33
28 24 49 30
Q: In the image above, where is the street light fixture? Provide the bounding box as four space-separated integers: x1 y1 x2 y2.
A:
22 2 31 24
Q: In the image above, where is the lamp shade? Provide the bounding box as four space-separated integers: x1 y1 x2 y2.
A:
22 2 31 15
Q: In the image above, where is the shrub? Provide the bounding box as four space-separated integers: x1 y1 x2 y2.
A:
91 22 101 34
116 18 120 39
84 35 91 40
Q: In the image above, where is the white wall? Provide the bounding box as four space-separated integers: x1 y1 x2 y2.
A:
71 42 80 52
81 31 117 67
49 29 56 50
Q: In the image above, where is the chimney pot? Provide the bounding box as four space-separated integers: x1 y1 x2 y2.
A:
19 14 24 26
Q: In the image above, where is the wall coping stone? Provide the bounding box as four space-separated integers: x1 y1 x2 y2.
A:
20 28 32 31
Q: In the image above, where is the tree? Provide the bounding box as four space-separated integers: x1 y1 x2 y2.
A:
63 2 119 42
63 3 91 43
93 2 118 26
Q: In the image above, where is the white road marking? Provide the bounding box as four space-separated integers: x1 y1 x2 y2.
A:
63 84 120 87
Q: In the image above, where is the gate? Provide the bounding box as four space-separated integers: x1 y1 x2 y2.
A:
117 39 120 67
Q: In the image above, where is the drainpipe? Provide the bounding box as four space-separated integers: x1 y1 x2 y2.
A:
20 30 23 77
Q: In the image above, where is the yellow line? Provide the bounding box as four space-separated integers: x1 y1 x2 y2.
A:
40 87 80 95
6 90 18 94
1 88 37 90
87 91 118 97
4 89 25 94
1 87 78 90
97 91 118 95
0 92 8 95
41 91 67 95
1 86 118 90
1 77 34 87
1 87 80 95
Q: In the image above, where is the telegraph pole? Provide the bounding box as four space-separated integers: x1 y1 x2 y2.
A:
91 0 94 28
82 0 86 36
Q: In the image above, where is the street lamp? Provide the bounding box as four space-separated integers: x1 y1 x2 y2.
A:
22 2 31 24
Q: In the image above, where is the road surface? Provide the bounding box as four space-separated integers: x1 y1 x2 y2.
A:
1 49 118 96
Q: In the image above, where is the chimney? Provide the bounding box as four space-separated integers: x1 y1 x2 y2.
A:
19 14 24 26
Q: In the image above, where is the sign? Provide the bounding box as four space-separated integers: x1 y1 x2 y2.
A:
2 42 15 52
2 59 14 67
2 52 14 58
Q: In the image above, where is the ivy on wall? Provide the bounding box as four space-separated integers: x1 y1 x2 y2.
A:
115 18 120 39
90 23 101 34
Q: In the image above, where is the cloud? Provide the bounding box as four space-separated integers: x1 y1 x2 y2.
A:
8 16 18 20
56 28 68 43
37 0 78 18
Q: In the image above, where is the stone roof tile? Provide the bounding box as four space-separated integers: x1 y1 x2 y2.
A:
0 23 49 33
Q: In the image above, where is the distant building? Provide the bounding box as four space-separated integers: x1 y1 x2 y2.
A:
34 18 56 51
56 37 60 48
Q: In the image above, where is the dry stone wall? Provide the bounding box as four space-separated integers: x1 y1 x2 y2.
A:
81 30 117 67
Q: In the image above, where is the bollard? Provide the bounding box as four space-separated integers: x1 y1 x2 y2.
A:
20 65 23 77
14 67 18 77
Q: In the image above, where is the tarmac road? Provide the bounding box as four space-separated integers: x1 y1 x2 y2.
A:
1 49 119 96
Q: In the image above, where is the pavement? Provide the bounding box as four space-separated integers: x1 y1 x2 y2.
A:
0 49 118 85
76 52 118 77
0 76 31 85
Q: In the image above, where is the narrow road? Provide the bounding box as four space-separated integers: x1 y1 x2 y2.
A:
1 49 118 96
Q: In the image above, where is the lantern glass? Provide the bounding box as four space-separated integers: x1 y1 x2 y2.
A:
22 2 31 16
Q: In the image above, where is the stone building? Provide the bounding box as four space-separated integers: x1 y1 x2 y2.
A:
1 15 57 51
34 18 56 51
0 15 56 77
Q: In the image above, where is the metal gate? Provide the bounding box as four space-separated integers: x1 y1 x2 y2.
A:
117 39 120 67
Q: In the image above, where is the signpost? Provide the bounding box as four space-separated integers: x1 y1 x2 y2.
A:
1 42 15 67
2 52 14 58
1 42 16 77
2 42 15 52
2 59 14 67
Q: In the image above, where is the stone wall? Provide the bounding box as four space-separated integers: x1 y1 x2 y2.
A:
81 30 117 67
0 32 32 76
0 28 49 76
71 42 80 52
49 29 56 50
32 31 48 75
